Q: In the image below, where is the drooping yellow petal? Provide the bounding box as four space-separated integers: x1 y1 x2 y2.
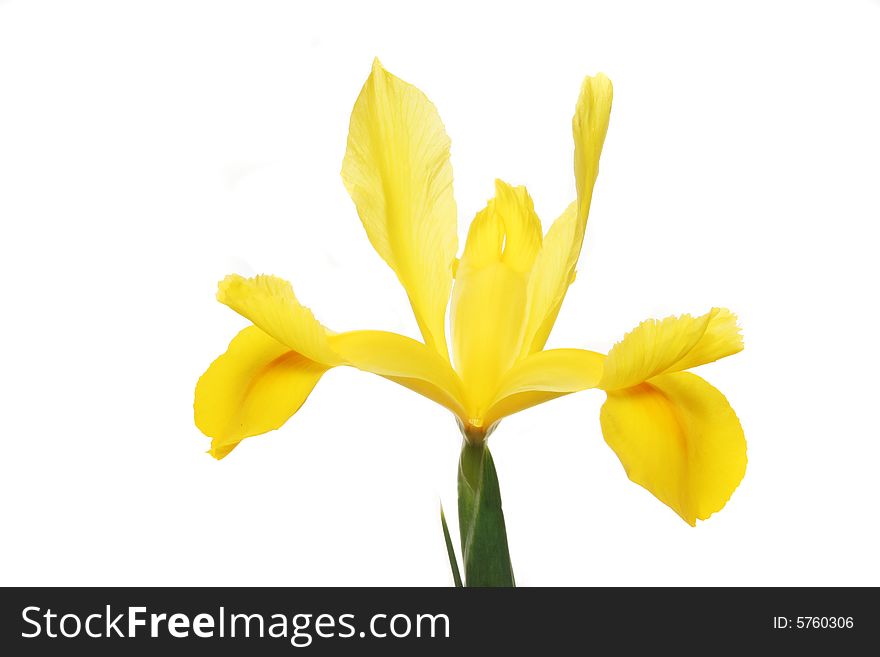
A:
214 273 466 426
341 59 457 358
330 330 466 418
451 180 542 420
194 326 329 459
195 326 466 459
600 371 747 525
600 308 743 391
483 348 604 427
519 74 613 356
217 274 341 366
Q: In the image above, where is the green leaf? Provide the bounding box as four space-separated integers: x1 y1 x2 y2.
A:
457 441 515 587
440 505 463 587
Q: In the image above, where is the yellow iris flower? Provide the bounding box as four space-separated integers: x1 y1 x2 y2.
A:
194 59 746 526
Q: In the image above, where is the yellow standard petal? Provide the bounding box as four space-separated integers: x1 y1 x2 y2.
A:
600 308 743 391
600 372 747 525
450 180 542 424
520 202 577 356
194 326 329 459
341 59 457 358
520 74 613 355
573 73 613 251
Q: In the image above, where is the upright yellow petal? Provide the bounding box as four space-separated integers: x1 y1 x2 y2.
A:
341 59 457 358
573 73 613 256
600 372 747 525
520 74 612 355
451 180 542 421
600 308 743 391
217 274 341 366
520 202 577 355
194 327 329 459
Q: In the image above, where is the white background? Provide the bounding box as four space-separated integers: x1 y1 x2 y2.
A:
1 0 878 586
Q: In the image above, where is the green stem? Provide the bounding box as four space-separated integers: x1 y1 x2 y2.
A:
456 440 515 587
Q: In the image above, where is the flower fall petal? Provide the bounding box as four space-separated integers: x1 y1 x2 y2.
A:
194 327 329 459
491 348 604 401
216 274 341 366
600 308 743 391
484 348 604 427
330 330 466 418
599 371 747 525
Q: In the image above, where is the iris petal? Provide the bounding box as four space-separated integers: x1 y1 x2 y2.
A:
200 273 468 455
216 274 341 366
194 327 328 459
600 372 747 525
331 330 465 418
520 74 613 356
341 59 457 359
600 308 743 391
484 348 604 427
451 181 542 419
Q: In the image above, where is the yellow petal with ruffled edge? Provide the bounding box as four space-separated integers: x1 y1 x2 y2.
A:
207 274 467 447
600 372 746 525
451 180 542 422
195 326 466 458
194 326 329 459
217 274 341 366
520 74 613 356
600 308 743 391
341 59 457 359
672 308 743 372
